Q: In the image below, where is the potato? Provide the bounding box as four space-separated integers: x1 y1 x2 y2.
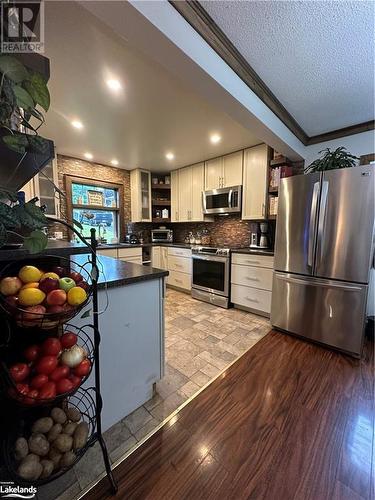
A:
51 407 67 424
47 423 62 442
17 456 42 480
40 459 54 479
63 422 77 436
73 422 89 450
48 447 62 470
28 434 49 457
14 437 28 461
54 434 73 453
60 451 76 468
32 417 53 434
66 407 81 423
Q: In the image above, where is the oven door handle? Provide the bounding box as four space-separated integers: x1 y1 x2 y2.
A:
192 255 229 263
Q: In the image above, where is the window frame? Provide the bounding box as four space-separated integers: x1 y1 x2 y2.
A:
65 174 124 242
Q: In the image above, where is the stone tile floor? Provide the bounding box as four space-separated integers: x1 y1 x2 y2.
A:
37 289 270 500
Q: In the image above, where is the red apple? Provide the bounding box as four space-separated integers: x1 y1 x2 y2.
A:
51 266 67 278
46 289 67 306
69 271 83 283
0 276 22 296
63 303 74 313
39 277 59 294
5 295 18 311
76 281 89 292
47 304 65 315
21 305 46 322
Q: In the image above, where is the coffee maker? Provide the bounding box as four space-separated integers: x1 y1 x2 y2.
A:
250 222 269 249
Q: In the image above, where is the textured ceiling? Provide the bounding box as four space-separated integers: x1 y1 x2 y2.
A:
200 0 375 136
41 2 260 172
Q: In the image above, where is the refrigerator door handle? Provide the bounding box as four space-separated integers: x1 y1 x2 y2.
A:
274 273 362 291
308 182 320 268
317 180 329 265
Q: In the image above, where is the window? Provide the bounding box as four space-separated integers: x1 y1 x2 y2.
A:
65 176 124 242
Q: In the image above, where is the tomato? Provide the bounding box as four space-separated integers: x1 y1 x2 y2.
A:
30 373 48 390
50 365 70 382
42 337 61 356
10 363 30 382
15 383 29 397
60 332 77 349
74 359 91 377
68 374 82 389
56 378 74 395
35 355 58 375
24 389 39 406
23 344 40 362
38 381 56 400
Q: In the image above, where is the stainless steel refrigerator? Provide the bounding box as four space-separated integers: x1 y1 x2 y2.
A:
271 164 374 357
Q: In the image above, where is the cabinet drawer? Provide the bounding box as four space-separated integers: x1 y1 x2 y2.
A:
167 247 192 258
231 264 273 291
118 247 142 258
120 257 143 265
231 284 271 313
168 270 191 290
168 255 191 274
97 249 118 258
232 253 274 269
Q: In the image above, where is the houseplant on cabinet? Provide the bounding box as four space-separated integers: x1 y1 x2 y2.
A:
305 147 359 173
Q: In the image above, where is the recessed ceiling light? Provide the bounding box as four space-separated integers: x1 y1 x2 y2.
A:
84 152 93 160
165 152 175 160
71 120 83 129
111 159 119 166
106 79 122 92
210 133 221 144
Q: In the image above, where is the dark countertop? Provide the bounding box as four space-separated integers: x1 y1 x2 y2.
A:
0 241 89 261
98 243 274 254
71 254 168 289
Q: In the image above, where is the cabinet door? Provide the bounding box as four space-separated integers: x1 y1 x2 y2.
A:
140 170 152 221
131 169 152 222
223 151 243 187
152 247 161 268
178 166 192 222
242 144 268 220
205 157 223 190
160 247 168 270
33 158 59 217
191 162 204 221
171 170 179 222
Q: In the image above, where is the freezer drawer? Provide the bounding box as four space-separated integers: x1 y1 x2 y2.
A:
271 272 368 356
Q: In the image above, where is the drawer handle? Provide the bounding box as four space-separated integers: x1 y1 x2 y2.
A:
175 279 182 284
175 264 183 268
245 297 258 303
245 277 259 281
245 260 260 265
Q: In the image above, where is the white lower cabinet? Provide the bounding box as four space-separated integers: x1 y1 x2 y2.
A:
166 247 192 291
97 247 142 264
231 253 274 316
152 247 168 270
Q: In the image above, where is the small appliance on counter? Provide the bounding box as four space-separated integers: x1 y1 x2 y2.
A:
151 228 173 243
124 233 140 244
250 222 270 249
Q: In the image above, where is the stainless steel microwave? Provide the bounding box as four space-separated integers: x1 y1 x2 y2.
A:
202 185 242 215
151 229 173 243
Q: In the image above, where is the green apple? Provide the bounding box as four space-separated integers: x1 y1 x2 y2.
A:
59 277 76 292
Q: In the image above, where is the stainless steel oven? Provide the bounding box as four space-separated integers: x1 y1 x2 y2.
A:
191 247 231 308
202 185 242 215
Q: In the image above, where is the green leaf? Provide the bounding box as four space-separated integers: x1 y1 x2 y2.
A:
73 218 83 230
2 134 28 153
0 188 18 203
0 202 20 229
0 223 7 248
24 200 48 225
80 309 91 319
27 135 49 154
13 201 47 230
0 101 12 123
13 85 34 110
0 55 28 83
24 72 50 112
23 229 48 254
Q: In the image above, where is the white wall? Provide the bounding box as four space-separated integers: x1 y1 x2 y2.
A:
304 130 374 167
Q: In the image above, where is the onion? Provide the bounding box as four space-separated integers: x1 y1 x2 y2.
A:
60 345 87 368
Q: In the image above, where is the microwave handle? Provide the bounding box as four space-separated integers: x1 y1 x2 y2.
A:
228 189 233 208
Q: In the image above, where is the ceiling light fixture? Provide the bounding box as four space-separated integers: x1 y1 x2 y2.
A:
165 152 175 160
106 79 122 92
71 120 83 129
111 159 119 166
210 133 221 144
84 152 93 160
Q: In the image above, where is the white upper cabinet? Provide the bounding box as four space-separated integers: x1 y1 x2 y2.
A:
242 144 269 220
171 163 205 222
131 169 152 222
171 170 179 222
205 151 243 190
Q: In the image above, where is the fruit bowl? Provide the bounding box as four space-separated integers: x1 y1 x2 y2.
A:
3 387 97 486
0 257 92 329
1 324 95 407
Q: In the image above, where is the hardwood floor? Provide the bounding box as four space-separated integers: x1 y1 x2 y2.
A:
84 331 374 500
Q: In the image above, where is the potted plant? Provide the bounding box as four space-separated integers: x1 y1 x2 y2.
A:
305 147 359 173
